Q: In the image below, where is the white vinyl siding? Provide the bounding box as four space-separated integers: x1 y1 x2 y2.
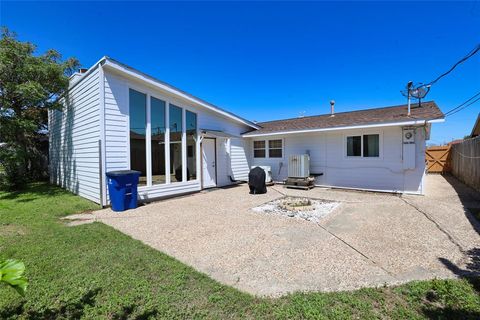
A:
102 68 251 201
49 69 101 203
215 138 230 187
248 126 426 194
230 138 250 181
104 72 129 174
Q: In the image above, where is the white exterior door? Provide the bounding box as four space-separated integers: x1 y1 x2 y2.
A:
202 138 216 188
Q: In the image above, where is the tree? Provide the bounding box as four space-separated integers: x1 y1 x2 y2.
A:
0 27 79 189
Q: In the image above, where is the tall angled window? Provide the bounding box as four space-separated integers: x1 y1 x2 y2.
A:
186 111 197 181
151 97 166 185
170 104 183 182
129 89 147 185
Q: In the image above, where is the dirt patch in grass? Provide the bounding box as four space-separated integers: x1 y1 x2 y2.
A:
61 213 96 227
0 223 28 237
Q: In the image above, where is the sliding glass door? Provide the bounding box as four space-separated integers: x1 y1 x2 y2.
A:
129 89 198 187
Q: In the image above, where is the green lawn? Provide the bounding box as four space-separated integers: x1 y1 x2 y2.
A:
1 183 479 319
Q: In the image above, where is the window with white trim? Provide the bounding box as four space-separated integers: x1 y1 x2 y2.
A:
129 88 198 187
268 139 283 158
363 134 379 157
346 136 361 157
346 134 380 158
253 140 266 158
129 89 147 185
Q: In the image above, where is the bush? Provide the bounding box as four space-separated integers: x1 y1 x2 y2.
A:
0 144 28 190
0 142 48 191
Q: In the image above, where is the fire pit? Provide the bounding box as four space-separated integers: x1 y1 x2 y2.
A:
252 196 339 223
279 197 313 211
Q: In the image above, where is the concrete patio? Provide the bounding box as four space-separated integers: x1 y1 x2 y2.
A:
70 175 480 296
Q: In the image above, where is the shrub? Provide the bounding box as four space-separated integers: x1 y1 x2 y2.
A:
0 144 28 190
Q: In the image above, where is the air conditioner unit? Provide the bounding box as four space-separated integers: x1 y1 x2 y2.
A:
288 154 310 178
252 166 273 183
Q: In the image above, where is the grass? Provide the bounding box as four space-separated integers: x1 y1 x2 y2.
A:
1 183 479 319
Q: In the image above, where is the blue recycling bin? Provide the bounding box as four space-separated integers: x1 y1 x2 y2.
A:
106 170 141 212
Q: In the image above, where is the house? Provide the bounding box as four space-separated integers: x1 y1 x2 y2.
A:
49 57 444 206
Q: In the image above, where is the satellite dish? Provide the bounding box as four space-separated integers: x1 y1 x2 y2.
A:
410 86 430 99
400 83 431 99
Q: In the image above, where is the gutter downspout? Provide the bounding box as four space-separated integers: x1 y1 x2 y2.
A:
98 63 107 207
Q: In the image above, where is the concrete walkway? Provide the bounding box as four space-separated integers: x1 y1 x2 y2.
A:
70 175 480 296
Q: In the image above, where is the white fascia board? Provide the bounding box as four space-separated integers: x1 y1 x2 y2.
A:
67 56 107 91
102 59 260 130
243 118 445 138
426 118 445 124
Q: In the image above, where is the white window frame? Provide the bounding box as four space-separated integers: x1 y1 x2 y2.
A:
253 138 284 159
344 132 382 159
167 102 185 184
253 140 266 158
128 86 199 189
267 139 283 158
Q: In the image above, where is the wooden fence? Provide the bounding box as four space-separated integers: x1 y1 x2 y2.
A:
451 136 480 192
425 145 451 173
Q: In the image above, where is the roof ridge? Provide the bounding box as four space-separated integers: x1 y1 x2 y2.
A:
80 56 260 130
257 101 436 125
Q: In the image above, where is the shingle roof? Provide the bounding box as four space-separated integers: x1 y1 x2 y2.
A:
244 101 443 136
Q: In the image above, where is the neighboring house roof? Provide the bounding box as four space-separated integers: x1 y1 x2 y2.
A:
448 139 464 145
70 56 260 131
243 101 444 137
470 113 480 137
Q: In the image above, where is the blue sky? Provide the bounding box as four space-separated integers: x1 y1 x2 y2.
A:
2 1 479 143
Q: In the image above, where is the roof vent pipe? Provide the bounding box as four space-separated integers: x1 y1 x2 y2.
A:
330 100 335 117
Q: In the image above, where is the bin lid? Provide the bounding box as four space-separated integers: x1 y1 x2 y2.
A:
106 170 141 177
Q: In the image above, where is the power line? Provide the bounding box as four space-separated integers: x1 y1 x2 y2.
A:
401 44 480 103
445 96 480 117
425 44 480 87
443 90 480 117
444 92 480 116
